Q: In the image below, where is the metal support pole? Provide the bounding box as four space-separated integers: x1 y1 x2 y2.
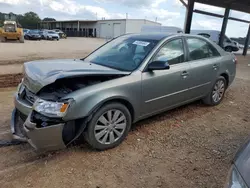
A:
184 0 195 33
243 24 250 56
219 7 230 47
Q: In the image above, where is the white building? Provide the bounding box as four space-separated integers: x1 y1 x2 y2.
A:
40 19 161 38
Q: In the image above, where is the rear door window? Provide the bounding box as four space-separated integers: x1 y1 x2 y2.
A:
187 38 220 61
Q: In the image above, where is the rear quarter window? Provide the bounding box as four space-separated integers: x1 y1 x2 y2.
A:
187 38 220 61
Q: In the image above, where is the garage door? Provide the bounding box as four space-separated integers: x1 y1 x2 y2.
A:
100 23 108 38
113 23 121 38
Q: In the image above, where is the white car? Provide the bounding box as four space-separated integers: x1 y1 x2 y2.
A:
141 25 183 34
53 29 67 39
43 30 60 40
191 30 239 52
53 29 63 35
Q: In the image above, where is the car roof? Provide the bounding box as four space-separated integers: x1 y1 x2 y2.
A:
124 33 177 40
124 33 210 41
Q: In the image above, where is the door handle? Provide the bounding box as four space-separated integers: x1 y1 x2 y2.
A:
181 71 189 78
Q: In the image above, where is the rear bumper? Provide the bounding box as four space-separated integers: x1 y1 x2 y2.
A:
228 72 236 87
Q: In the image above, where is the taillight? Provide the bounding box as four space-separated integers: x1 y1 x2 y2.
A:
233 56 238 64
234 57 238 64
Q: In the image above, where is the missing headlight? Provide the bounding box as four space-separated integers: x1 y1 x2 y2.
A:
31 111 63 128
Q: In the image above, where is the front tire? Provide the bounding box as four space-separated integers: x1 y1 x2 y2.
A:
202 76 227 106
85 103 131 150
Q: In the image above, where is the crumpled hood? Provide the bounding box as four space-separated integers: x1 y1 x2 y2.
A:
23 59 130 93
234 137 250 186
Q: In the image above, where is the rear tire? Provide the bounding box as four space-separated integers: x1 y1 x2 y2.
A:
202 76 227 106
85 103 131 150
225 46 232 52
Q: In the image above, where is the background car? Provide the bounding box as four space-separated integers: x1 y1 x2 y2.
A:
23 29 30 35
191 30 239 52
24 30 41 40
39 29 48 39
225 136 250 187
53 29 67 39
43 30 59 40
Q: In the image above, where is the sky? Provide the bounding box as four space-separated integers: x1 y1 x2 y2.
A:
0 0 250 37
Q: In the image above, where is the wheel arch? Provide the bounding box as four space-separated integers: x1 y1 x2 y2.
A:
220 72 229 88
89 97 135 123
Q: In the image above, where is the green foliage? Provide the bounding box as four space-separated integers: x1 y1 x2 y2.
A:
0 12 56 29
17 12 41 29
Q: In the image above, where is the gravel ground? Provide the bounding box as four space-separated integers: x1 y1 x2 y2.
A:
0 37 105 66
0 56 249 188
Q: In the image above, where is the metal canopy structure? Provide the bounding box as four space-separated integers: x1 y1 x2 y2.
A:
183 0 250 55
195 0 250 14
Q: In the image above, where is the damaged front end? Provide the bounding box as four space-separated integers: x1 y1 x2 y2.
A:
11 61 129 151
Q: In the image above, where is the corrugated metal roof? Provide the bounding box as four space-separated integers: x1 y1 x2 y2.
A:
40 19 160 24
195 0 250 14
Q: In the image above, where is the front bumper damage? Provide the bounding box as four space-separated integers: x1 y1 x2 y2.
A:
24 115 66 151
11 93 87 152
11 108 66 152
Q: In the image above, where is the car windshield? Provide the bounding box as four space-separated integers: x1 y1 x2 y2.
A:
48 31 56 34
84 36 159 71
30 30 39 34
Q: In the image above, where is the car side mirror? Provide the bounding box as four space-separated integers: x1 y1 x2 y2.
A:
148 60 170 71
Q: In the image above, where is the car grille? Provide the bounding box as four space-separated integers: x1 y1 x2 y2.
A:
24 88 37 104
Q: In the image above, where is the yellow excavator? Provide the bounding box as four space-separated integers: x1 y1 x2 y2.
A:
0 20 24 43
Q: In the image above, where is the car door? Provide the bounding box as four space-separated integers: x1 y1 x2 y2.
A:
141 37 192 116
185 37 221 98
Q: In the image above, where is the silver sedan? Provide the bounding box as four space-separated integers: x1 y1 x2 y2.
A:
11 33 236 151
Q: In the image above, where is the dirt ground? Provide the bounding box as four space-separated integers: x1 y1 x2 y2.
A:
0 37 105 63
0 54 250 187
0 38 105 75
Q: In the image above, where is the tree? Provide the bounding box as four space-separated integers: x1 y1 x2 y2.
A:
42 17 56 21
18 11 41 29
0 12 4 26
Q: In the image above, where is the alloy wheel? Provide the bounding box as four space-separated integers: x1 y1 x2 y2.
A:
212 80 225 103
94 109 127 145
